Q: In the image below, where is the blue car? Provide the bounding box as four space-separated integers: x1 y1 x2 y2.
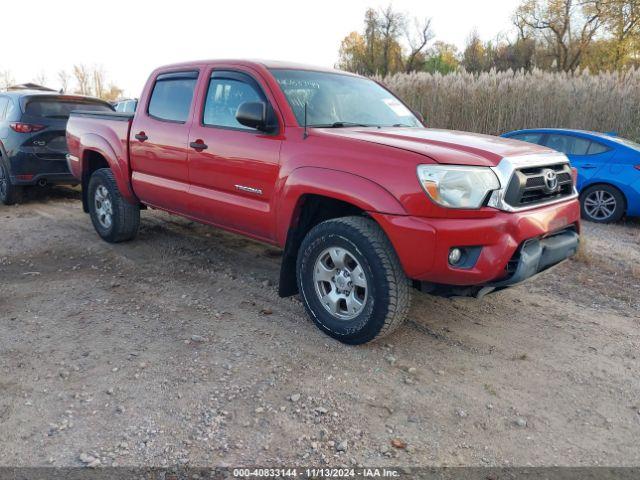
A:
502 128 640 223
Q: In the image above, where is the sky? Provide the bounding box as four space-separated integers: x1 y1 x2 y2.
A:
1 0 520 97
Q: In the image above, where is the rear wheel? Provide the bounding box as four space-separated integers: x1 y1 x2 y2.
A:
580 184 625 223
297 216 410 345
88 168 140 242
0 162 23 205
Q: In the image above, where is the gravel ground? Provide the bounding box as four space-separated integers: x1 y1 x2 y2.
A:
1 187 639 468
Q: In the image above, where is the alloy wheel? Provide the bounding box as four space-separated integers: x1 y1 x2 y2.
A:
584 190 617 221
313 246 368 320
94 184 114 229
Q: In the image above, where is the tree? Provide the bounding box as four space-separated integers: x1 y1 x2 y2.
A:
423 42 460 74
599 0 640 69
337 5 433 75
338 32 368 74
58 70 71 93
93 67 105 99
33 71 47 87
377 5 407 75
338 9 394 75
405 18 435 72
0 70 15 90
462 29 488 73
101 84 124 102
73 64 91 95
514 0 602 72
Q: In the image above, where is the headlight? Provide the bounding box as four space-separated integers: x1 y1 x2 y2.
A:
417 164 500 209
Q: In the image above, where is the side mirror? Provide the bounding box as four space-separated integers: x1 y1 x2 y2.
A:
236 101 267 131
414 110 425 125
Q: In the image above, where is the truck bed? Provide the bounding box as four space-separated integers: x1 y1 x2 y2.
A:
66 109 136 208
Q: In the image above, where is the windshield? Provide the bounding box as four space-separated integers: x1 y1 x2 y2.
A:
24 98 113 118
270 69 422 128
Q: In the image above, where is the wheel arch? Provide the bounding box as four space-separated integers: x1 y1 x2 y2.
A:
580 181 628 213
79 133 138 209
276 168 406 297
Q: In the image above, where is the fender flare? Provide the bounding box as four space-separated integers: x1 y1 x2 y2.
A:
79 133 138 205
275 166 406 246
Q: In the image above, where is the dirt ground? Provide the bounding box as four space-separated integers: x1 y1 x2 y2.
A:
1 187 639 468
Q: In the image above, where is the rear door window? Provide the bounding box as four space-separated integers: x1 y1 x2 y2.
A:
148 72 198 123
545 134 591 155
586 141 610 155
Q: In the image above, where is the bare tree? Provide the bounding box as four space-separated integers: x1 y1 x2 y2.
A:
93 67 105 99
0 70 15 90
72 64 91 95
33 71 47 86
405 18 434 72
58 70 71 93
515 0 602 72
378 5 406 76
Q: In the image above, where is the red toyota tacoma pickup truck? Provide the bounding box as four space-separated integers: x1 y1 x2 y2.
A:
66 60 580 344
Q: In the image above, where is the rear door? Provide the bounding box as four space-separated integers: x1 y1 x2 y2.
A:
130 71 198 214
186 68 282 241
544 134 613 190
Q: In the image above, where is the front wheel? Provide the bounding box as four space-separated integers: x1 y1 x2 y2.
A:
580 184 625 223
297 216 410 345
88 168 140 243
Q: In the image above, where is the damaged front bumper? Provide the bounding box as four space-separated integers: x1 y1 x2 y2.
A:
475 228 579 298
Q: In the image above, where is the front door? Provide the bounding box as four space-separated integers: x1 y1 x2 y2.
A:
187 69 282 242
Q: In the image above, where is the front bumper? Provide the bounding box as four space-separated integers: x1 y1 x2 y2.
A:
371 198 581 293
475 228 579 297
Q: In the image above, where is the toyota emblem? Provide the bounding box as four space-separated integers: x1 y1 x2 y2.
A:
543 169 558 191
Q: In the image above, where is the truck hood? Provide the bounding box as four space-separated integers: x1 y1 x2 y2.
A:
320 127 555 167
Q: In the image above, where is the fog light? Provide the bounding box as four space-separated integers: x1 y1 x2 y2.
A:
449 248 463 265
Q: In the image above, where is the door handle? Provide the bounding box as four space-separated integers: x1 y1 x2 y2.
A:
582 164 597 169
190 140 208 150
135 132 148 142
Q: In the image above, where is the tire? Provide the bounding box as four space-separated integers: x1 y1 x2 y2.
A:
87 168 140 243
0 161 23 206
296 216 410 345
580 184 625 223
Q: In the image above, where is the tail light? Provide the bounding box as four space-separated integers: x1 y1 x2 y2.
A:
570 167 578 185
635 165 640 171
9 122 45 133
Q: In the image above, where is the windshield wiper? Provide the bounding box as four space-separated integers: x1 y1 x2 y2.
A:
392 123 414 127
310 121 374 128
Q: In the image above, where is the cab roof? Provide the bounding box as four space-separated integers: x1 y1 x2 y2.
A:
153 59 359 76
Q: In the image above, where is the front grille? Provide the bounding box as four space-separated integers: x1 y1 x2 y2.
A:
504 163 574 208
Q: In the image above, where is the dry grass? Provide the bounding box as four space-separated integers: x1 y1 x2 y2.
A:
381 69 640 140
573 237 592 265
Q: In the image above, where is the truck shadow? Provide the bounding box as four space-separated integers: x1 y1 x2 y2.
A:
20 185 81 204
